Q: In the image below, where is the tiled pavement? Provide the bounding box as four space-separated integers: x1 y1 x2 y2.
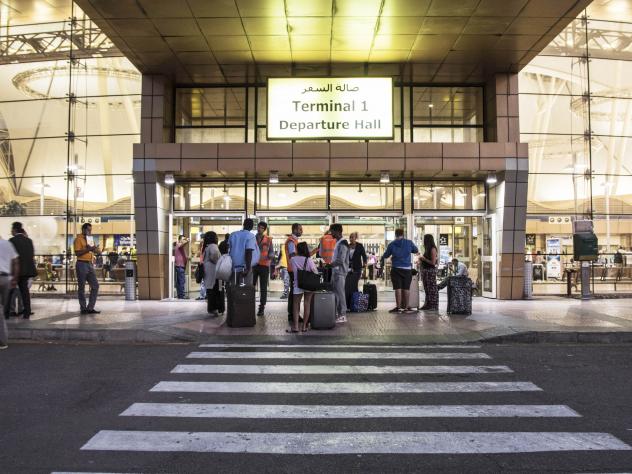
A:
6 294 632 343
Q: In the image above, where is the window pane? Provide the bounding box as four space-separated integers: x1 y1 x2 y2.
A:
413 127 482 143
257 182 327 211
412 86 483 126
329 183 402 211
175 88 246 127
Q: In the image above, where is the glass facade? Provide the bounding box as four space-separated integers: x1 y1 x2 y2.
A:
0 3 140 294
520 3 632 293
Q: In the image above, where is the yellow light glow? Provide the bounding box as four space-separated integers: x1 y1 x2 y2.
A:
267 77 393 140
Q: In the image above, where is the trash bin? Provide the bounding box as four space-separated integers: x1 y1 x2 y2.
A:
523 261 533 299
125 260 136 301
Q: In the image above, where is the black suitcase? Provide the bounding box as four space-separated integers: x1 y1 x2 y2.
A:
447 276 472 316
226 275 256 327
310 291 336 329
363 282 378 310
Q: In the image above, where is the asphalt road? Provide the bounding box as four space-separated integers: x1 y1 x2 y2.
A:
1 341 632 473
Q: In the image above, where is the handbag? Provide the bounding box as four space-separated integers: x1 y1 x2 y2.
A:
195 263 204 284
297 257 322 291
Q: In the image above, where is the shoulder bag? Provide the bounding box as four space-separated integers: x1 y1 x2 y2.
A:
297 257 322 291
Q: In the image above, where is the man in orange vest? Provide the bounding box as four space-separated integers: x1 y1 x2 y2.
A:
253 221 274 317
284 223 303 323
313 229 336 282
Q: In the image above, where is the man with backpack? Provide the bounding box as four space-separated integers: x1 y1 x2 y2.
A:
329 223 349 324
253 221 274 317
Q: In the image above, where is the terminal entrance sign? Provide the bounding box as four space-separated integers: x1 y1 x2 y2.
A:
267 77 393 140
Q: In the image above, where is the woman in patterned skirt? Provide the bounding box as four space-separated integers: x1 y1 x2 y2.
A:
419 234 439 310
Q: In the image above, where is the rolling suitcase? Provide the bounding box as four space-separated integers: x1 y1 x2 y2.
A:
408 273 420 309
226 274 256 327
447 276 472 315
362 282 378 310
350 291 369 312
310 291 336 329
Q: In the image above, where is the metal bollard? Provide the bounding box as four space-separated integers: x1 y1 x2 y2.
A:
125 260 136 301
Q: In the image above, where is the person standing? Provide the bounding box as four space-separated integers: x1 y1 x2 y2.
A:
329 223 349 323
277 246 290 299
419 233 439 310
381 228 419 314
253 221 274 317
218 233 230 255
345 232 367 312
288 242 317 333
202 231 223 317
312 230 336 282
174 235 189 299
228 218 257 286
284 223 303 323
367 252 377 280
73 223 100 314
9 222 36 319
0 234 18 349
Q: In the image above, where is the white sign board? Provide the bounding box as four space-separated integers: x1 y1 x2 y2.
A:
267 77 393 140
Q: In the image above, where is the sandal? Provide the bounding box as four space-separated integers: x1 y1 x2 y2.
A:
301 327 309 332
285 328 299 333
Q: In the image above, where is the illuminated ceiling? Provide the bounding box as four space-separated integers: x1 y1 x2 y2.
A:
74 0 592 84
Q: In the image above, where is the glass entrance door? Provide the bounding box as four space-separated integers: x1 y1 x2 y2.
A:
170 213 245 299
481 215 496 298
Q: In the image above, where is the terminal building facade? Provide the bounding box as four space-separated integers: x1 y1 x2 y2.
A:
0 0 630 300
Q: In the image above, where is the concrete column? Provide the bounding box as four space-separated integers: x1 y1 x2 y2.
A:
135 74 173 300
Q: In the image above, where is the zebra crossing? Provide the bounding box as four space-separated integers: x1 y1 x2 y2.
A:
68 343 631 471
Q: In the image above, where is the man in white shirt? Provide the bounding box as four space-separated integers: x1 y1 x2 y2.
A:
437 258 469 290
0 235 19 349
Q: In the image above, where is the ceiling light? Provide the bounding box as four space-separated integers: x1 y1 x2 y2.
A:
380 171 390 184
428 103 434 109
269 171 279 184
486 172 498 185
164 174 175 185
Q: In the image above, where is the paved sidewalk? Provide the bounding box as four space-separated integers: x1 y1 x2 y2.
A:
5 294 632 344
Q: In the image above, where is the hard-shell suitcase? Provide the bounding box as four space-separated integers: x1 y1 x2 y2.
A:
226 275 256 327
408 274 420 309
310 291 336 329
362 282 378 310
447 276 472 315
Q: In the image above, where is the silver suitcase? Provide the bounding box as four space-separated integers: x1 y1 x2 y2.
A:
310 291 336 329
408 274 420 309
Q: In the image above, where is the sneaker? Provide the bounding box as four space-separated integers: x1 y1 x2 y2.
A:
335 315 347 323
257 307 265 317
388 307 400 313
80 309 89 315
0 343 7 350
87 309 101 314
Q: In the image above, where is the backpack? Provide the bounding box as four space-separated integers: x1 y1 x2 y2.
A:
215 254 233 281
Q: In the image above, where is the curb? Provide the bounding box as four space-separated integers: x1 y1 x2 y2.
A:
8 328 632 345
481 331 632 344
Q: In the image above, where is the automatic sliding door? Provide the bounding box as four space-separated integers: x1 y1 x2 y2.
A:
170 213 244 299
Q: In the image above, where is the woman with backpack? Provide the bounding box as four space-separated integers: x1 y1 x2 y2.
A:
202 231 223 317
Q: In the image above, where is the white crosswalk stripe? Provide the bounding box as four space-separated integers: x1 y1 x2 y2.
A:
121 403 580 419
199 344 482 349
187 351 491 359
150 380 542 393
171 364 513 374
69 344 632 467
82 430 631 454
